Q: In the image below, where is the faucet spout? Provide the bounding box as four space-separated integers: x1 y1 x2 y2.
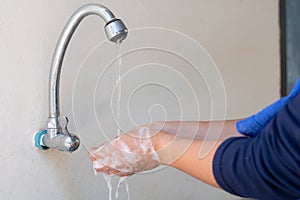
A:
49 3 127 118
34 3 128 152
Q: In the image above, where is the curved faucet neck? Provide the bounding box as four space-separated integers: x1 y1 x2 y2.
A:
49 4 116 118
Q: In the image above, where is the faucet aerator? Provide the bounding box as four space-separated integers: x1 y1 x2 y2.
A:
105 19 128 43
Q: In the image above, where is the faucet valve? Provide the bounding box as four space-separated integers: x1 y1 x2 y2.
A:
34 116 80 152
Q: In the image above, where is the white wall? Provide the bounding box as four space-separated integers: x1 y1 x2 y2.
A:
0 0 279 199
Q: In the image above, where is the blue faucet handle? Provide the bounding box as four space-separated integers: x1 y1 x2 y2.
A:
34 130 49 150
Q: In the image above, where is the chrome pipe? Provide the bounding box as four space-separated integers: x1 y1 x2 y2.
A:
49 3 127 118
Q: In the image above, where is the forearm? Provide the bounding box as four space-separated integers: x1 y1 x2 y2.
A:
154 132 223 187
152 119 241 188
151 120 241 140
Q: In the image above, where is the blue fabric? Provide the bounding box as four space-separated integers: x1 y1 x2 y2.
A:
213 91 300 200
236 77 300 137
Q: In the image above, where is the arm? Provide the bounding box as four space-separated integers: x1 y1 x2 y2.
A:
151 120 241 140
89 78 300 199
154 132 224 188
89 120 240 187
89 93 300 199
150 120 240 187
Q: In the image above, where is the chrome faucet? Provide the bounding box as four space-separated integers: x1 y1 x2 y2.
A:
34 3 128 152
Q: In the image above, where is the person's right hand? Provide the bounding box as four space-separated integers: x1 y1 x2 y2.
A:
236 77 300 137
88 127 161 176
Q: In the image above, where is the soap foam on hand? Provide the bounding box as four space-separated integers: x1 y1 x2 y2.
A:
91 146 130 200
89 127 160 200
90 127 160 175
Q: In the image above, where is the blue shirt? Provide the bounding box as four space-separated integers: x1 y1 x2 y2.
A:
213 92 300 199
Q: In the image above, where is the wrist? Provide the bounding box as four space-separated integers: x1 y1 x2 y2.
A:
151 131 175 165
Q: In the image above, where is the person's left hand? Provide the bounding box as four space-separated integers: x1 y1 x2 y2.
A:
88 127 161 176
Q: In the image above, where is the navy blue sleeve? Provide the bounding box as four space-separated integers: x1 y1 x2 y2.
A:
213 92 300 200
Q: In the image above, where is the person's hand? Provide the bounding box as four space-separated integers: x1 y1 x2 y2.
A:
88 127 161 176
236 77 300 137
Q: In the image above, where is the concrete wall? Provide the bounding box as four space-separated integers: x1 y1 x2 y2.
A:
0 0 279 199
